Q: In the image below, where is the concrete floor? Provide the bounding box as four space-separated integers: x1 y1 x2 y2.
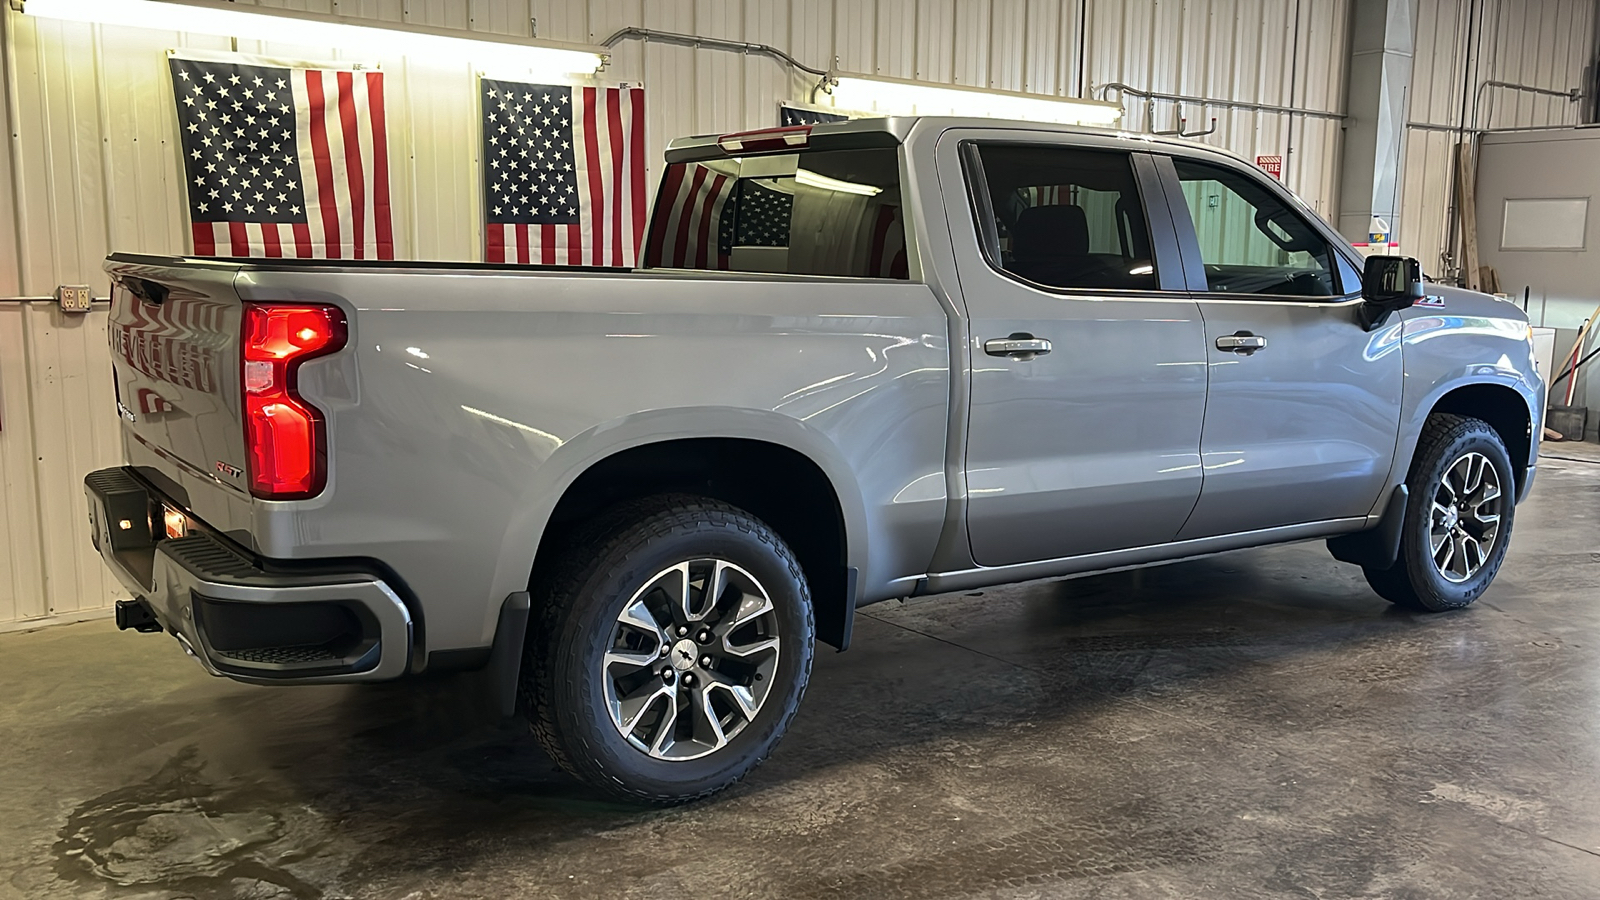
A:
4 448 1600 900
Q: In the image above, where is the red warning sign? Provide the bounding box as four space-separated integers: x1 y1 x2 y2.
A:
1256 155 1283 178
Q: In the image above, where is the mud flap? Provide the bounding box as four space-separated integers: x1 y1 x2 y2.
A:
488 591 531 719
1327 485 1409 570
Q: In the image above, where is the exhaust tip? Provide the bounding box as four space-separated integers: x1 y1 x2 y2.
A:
114 599 163 634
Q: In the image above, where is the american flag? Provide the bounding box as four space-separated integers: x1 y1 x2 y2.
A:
169 54 393 259
481 80 645 266
731 181 793 248
648 172 796 271
644 162 740 269
779 104 849 127
647 165 907 278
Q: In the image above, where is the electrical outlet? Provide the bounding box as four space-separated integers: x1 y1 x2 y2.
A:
56 284 92 313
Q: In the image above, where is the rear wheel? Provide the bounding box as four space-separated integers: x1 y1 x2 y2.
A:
1363 414 1515 611
523 495 814 804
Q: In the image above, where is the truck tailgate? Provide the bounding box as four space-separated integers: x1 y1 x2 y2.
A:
106 257 251 504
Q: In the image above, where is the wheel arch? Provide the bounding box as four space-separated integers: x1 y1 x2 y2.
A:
523 426 864 652
1427 382 1534 496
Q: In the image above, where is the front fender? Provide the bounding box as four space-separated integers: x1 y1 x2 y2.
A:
1381 298 1542 514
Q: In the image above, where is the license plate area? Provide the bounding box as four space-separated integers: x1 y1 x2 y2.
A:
161 504 190 540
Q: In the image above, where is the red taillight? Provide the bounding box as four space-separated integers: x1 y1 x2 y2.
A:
242 303 346 500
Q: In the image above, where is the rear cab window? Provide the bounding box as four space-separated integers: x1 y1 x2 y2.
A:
643 146 908 279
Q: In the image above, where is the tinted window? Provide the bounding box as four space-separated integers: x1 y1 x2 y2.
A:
973 145 1157 291
643 148 907 279
1173 158 1337 297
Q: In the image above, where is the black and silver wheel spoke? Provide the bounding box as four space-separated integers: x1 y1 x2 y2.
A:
1429 451 1504 584
602 558 781 760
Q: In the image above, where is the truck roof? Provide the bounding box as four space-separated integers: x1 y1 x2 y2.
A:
664 115 1241 164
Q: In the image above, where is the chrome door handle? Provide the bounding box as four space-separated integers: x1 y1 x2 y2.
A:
1216 331 1267 355
984 335 1052 359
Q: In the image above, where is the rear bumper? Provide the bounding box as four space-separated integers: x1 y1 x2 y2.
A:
85 467 412 684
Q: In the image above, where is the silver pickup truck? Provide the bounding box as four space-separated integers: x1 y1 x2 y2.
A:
87 116 1543 804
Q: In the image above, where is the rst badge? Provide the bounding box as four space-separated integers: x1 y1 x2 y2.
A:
215 461 243 479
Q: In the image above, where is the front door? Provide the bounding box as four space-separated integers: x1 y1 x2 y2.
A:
1157 155 1404 539
943 136 1209 567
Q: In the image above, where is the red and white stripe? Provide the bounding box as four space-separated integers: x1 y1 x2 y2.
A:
485 85 646 267
642 162 740 270
190 67 393 260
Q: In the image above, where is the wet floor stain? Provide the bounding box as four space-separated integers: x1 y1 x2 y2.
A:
54 748 335 900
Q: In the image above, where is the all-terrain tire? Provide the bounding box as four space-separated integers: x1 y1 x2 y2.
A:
1363 413 1516 612
521 494 814 805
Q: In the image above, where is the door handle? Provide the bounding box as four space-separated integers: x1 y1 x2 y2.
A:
984 334 1052 359
1215 331 1267 355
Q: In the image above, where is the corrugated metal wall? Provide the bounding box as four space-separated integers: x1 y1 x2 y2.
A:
1402 0 1596 278
0 303 126 626
0 0 1593 624
3 0 1364 300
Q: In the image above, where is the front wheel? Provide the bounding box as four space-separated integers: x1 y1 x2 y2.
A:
1363 413 1516 611
522 495 814 804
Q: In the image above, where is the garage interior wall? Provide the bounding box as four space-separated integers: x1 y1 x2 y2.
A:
0 0 1594 626
1401 0 1597 280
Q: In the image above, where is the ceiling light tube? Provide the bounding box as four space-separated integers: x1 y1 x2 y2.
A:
19 0 606 78
826 75 1123 127
794 168 882 196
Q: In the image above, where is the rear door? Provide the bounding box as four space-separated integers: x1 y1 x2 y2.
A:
940 133 1209 567
1155 154 1403 539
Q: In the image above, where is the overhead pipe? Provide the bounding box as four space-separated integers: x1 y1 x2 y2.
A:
1094 82 1345 123
600 27 831 77
1473 79 1583 130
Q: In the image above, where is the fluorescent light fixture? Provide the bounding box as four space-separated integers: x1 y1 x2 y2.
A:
826 75 1122 127
795 168 882 196
20 0 606 78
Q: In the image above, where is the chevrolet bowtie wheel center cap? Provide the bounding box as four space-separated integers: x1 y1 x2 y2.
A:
670 639 699 672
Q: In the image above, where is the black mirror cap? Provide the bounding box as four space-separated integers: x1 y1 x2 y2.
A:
1361 255 1424 307
1358 255 1423 331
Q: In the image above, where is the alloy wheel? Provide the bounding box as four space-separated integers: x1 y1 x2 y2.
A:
601 559 781 760
1428 451 1503 584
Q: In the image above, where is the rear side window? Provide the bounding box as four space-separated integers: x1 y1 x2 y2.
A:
972 144 1157 291
643 148 908 279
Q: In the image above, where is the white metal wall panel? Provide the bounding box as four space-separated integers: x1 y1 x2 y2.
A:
914 0 954 83
0 304 124 626
0 306 47 624
1402 0 1595 278
24 304 125 617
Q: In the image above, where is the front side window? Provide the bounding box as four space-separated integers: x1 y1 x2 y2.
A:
972 144 1157 292
1172 158 1337 297
643 148 907 279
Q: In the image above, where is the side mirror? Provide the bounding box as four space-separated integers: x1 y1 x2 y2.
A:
1358 255 1424 330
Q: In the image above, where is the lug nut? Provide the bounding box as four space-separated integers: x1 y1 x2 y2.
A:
659 643 670 657
681 673 695 686
677 625 689 636
696 629 712 644
660 667 675 683
700 655 713 667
